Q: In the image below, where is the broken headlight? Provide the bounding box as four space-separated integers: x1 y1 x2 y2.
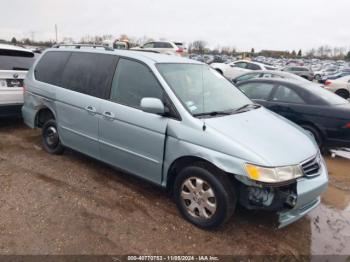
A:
245 163 303 183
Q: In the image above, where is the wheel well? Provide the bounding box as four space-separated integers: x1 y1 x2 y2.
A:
335 88 350 96
215 68 223 75
166 156 226 194
299 122 324 140
36 108 55 128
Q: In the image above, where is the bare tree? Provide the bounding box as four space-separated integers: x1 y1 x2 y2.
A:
191 40 207 54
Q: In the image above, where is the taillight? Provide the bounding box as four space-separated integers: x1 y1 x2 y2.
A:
345 123 350 129
325 80 332 86
176 47 184 53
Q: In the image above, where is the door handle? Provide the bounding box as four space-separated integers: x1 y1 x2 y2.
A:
103 111 115 120
85 105 97 114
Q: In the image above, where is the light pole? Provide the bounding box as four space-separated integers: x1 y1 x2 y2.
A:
55 24 58 43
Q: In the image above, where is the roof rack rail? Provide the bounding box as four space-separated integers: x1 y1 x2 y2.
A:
130 49 160 54
52 44 114 51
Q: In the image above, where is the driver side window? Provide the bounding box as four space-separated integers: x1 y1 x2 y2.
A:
110 58 164 109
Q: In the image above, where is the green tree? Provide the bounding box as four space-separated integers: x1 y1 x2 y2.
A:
291 50 296 57
297 49 302 57
251 48 255 55
11 37 17 44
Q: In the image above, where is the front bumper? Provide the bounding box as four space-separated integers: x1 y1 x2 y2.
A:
278 161 328 228
237 160 328 228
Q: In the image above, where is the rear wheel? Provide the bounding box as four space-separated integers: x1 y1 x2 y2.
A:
174 163 236 229
42 119 64 155
314 74 321 81
335 89 350 99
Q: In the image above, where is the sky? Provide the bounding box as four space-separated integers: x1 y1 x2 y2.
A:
1 0 349 52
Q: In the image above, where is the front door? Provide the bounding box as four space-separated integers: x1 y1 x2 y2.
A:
99 58 169 184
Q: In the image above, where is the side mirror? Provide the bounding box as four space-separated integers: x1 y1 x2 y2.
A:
140 98 165 115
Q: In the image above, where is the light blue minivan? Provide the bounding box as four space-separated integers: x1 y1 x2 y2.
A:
22 46 328 229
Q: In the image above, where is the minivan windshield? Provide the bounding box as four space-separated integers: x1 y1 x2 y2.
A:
157 63 252 116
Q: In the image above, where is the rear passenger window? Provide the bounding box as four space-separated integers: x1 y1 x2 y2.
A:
272 85 305 104
155 42 173 48
61 52 117 99
247 63 260 70
110 58 164 108
35 51 71 86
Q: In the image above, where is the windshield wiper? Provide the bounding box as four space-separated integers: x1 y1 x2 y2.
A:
233 103 261 113
193 110 233 117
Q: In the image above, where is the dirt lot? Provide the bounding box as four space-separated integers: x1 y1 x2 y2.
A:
0 119 349 256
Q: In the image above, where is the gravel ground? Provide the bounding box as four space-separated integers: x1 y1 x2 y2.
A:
0 119 349 255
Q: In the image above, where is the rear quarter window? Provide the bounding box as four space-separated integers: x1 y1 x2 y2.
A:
60 52 118 99
35 51 71 86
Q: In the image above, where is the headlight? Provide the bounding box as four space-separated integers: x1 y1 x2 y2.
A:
245 163 303 183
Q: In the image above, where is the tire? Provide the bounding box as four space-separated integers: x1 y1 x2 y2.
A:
335 89 350 100
301 124 323 148
42 119 64 155
314 74 321 81
173 163 236 229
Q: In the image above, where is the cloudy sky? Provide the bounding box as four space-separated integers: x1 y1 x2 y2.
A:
1 0 349 51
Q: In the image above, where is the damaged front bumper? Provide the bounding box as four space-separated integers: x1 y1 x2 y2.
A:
236 160 328 228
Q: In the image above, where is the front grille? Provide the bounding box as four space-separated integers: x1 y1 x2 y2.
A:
301 154 321 177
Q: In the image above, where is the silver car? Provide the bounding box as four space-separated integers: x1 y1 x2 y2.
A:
22 46 328 229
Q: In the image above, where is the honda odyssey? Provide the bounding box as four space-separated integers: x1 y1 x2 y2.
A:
22 46 328 229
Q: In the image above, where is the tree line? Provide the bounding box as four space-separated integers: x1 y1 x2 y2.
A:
2 36 350 60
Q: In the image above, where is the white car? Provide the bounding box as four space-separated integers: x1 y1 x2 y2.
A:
210 60 277 79
314 68 338 81
0 44 35 117
131 41 186 56
324 75 350 99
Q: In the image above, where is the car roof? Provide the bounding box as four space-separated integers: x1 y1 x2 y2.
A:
336 75 350 81
0 43 34 53
234 70 305 79
237 77 316 89
45 47 201 65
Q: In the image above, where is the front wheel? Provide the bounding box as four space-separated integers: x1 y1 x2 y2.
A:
174 163 236 229
335 89 350 100
42 119 64 154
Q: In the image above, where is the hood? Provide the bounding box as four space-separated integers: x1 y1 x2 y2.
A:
204 107 318 167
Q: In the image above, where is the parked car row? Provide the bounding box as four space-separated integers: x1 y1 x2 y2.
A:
211 60 277 79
